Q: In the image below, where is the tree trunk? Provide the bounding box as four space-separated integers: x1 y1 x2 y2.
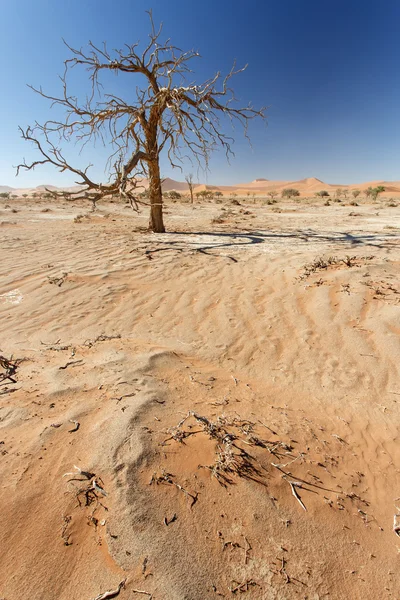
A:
148 158 165 233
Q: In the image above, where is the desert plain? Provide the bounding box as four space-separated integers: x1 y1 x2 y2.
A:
0 179 400 599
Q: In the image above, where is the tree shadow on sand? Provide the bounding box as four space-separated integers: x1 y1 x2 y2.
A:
142 229 399 260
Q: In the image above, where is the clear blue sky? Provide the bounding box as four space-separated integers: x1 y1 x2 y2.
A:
2 0 400 187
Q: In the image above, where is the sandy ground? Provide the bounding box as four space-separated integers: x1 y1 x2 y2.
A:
0 195 400 599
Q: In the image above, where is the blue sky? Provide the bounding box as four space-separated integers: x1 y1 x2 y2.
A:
1 0 400 187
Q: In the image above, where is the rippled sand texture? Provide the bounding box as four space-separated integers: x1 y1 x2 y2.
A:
0 196 399 599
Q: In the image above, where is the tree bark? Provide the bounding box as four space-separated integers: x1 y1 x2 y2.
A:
148 158 165 233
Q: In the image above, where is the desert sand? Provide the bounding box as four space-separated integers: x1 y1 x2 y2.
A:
1 190 400 599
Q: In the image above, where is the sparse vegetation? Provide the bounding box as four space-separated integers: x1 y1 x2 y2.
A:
164 190 181 200
352 190 361 199
371 185 385 200
282 188 300 198
316 190 329 197
267 190 278 202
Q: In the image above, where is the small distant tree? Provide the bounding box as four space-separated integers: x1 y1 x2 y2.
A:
352 190 361 199
22 194 28 198
316 190 329 197
0 192 10 199
215 191 223 198
365 187 373 199
282 188 300 198
371 185 385 201
267 190 278 201
166 190 181 199
185 173 194 204
335 188 343 199
342 188 349 199
17 12 266 233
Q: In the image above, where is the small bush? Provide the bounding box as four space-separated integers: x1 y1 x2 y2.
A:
282 188 300 198
316 190 329 197
164 190 181 199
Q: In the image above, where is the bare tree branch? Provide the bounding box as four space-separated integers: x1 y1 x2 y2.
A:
17 12 267 232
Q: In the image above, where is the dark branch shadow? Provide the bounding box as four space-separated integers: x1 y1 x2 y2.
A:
142 228 399 259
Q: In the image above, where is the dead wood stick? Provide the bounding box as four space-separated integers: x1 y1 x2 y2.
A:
92 579 126 600
69 419 80 433
257 420 277 435
131 590 153 599
59 360 83 370
243 536 251 565
271 463 340 493
287 480 307 511
279 556 290 584
393 513 400 537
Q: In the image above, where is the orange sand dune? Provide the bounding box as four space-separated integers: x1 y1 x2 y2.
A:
6 175 400 198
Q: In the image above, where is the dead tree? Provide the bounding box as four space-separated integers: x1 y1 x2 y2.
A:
16 12 266 233
185 173 194 204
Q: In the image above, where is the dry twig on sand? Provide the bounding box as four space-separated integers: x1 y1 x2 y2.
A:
83 333 121 348
47 273 68 287
59 359 84 370
68 419 80 433
229 579 258 594
150 470 198 507
393 511 400 537
0 354 21 384
63 465 107 508
91 579 126 600
286 480 307 511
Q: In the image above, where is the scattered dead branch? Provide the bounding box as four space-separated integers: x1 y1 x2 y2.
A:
278 556 290 584
160 410 345 518
243 536 251 565
229 579 258 594
83 333 121 348
68 419 80 433
287 480 307 511
163 513 177 526
59 359 84 370
47 273 68 287
150 470 198 507
91 579 126 600
40 339 72 351
163 411 278 488
0 354 21 384
63 465 107 510
393 512 400 537
299 255 374 280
